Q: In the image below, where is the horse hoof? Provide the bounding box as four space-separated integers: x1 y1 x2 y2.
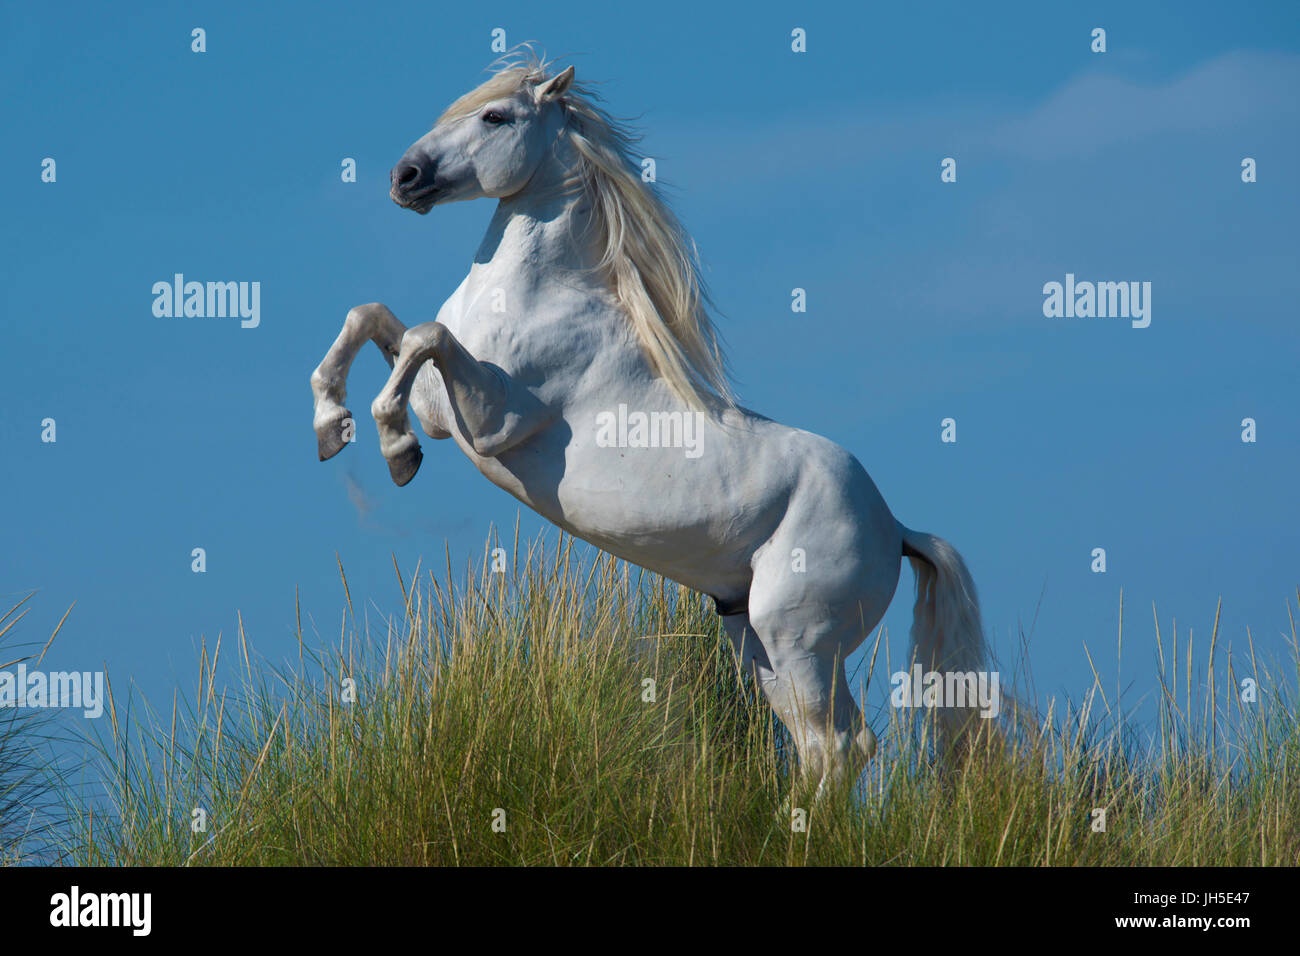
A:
386 439 423 486
315 407 354 461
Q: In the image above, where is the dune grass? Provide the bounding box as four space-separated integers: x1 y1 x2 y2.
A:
1 595 75 866
49 532 1300 866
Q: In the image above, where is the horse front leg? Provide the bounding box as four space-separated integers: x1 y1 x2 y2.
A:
371 321 554 486
310 303 406 460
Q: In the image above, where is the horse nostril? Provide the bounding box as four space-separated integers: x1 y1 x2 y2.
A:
397 164 421 188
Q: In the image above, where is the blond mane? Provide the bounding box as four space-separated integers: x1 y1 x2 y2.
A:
437 47 735 411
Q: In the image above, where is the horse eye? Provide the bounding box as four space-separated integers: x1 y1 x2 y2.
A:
483 110 506 125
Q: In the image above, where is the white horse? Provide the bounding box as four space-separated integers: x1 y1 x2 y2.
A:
311 52 989 789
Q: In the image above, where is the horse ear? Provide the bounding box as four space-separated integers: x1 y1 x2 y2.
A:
536 65 575 100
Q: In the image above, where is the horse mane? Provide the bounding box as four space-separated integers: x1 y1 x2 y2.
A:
436 47 736 411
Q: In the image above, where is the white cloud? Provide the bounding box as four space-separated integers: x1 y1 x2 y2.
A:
657 51 1300 184
985 51 1300 159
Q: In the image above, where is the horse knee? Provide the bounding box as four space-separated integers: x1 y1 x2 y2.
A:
346 302 385 328
399 321 448 360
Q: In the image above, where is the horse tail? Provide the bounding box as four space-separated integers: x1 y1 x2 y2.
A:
899 523 992 758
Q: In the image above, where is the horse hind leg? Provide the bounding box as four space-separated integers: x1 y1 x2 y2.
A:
728 603 877 791
311 303 406 461
768 642 876 790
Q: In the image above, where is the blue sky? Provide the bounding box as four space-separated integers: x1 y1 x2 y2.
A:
2 0 1297 768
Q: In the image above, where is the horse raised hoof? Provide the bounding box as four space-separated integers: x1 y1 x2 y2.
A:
314 406 354 461
384 435 423 486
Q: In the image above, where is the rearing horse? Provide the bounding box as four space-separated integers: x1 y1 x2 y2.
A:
311 52 989 789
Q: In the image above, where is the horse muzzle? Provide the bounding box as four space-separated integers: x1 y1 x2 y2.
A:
390 159 438 213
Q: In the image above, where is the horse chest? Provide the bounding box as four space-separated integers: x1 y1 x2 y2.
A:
437 301 516 364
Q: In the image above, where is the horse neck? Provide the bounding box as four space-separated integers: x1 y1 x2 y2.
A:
473 135 598 283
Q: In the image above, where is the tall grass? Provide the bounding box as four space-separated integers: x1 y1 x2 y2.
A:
63 533 1300 866
1 595 74 865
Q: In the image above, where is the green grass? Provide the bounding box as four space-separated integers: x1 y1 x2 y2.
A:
1 595 74 865
38 532 1300 865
